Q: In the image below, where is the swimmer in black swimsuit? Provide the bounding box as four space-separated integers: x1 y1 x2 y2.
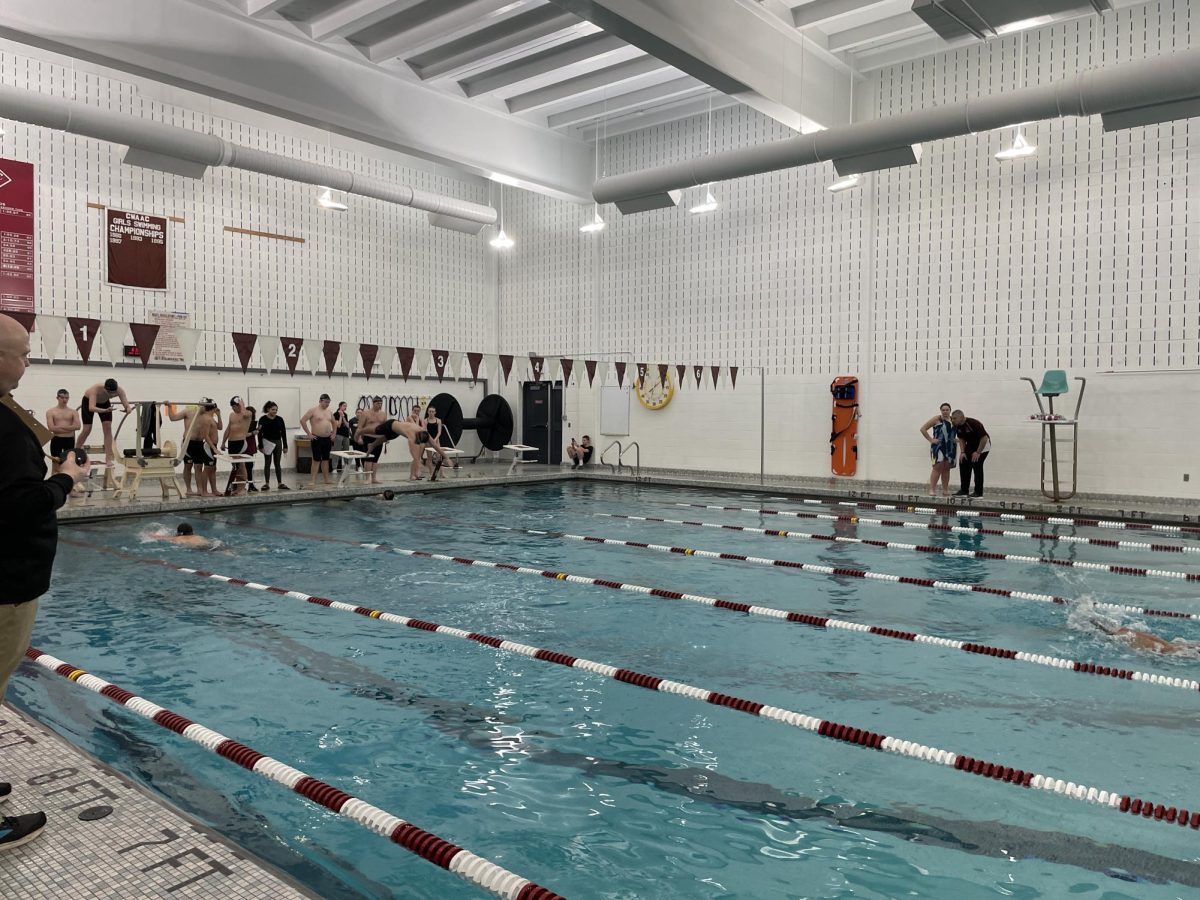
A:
364 418 432 481
77 378 131 469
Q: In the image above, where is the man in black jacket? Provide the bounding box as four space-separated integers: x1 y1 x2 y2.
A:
0 313 87 850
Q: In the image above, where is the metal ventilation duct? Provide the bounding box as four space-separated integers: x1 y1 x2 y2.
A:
0 85 497 226
593 46 1200 213
911 0 1111 42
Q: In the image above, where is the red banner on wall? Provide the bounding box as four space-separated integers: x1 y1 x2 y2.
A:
107 209 168 290
0 158 35 314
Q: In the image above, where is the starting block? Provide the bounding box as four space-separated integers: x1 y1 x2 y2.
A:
503 444 540 476
333 450 371 486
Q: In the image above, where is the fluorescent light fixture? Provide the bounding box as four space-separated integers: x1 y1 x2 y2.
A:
316 187 348 211
995 16 1054 35
827 173 862 193
580 210 606 233
995 131 1037 160
688 187 719 214
490 172 521 186
489 228 514 250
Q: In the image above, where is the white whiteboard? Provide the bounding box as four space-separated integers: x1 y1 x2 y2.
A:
248 387 300 432
600 386 630 436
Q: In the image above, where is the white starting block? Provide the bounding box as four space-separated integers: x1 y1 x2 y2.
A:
113 457 183 502
333 450 371 486
217 453 257 494
503 444 540 476
425 447 465 478
76 462 120 506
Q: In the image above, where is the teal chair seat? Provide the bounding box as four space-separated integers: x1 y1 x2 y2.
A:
1037 369 1069 397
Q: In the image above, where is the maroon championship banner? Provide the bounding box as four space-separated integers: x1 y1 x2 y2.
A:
0 158 35 313
107 209 168 290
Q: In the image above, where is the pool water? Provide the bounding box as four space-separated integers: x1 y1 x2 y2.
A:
12 482 1200 898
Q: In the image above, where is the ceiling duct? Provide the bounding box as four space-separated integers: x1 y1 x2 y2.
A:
594 45 1200 212
911 0 1112 42
0 85 497 227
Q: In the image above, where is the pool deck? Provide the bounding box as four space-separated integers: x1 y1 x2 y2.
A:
0 703 317 900
57 458 1200 527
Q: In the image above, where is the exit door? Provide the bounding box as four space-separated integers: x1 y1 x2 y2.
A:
521 381 563 464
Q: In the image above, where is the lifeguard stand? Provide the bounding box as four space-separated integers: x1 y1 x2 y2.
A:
1020 370 1086 502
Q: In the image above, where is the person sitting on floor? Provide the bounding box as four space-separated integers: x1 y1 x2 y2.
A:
566 435 593 469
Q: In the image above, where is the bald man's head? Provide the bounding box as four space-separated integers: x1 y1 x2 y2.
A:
0 314 31 395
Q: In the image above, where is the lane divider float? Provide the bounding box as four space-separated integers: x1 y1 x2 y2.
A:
589 513 1200 582
53 560 1200 835
782 496 1200 536
208 524 1200 623
674 503 1200 555
66 537 1200 694
23 647 564 900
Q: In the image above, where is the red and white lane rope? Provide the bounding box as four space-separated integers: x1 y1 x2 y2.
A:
168 524 1199 625
591 513 1200 582
69 564 1200 833
674 503 1200 555
22 647 564 900
778 495 1200 536
62 539 1200 696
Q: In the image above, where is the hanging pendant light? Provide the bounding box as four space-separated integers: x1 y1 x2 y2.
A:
996 34 1038 162
828 68 862 192
689 97 719 214
490 182 514 250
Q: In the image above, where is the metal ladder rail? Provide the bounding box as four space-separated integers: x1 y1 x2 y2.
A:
600 440 626 474
618 441 641 479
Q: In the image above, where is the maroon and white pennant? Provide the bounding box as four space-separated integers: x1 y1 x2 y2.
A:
466 352 484 383
498 354 514 384
280 337 303 375
585 359 598 386
397 347 415 381
69 317 100 363
232 332 257 374
322 341 340 376
359 343 378 379
614 362 627 388
129 323 159 369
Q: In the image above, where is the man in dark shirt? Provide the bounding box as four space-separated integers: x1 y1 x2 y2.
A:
0 313 87 849
950 410 991 497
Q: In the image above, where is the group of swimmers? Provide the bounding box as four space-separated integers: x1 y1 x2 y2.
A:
41 381 466 495
299 394 456 487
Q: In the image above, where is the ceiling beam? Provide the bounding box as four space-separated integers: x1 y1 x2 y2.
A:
792 0 898 29
506 54 671 112
545 0 851 131
305 0 425 43
460 31 627 97
243 0 293 18
827 11 928 52
410 7 586 81
547 75 705 127
360 0 517 63
0 0 594 200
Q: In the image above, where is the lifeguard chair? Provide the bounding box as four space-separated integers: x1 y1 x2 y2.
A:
1020 370 1086 502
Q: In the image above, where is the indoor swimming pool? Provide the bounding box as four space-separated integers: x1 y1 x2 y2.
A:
11 482 1200 899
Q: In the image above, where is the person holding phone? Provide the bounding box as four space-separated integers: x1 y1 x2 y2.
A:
566 435 593 468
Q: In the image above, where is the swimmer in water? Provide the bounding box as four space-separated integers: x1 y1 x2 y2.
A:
1081 607 1200 656
143 522 221 550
